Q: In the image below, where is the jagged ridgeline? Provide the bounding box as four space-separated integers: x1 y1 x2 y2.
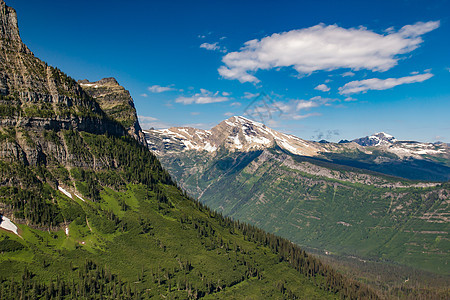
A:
0 1 380 299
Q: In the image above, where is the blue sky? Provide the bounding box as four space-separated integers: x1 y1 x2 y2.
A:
10 0 450 142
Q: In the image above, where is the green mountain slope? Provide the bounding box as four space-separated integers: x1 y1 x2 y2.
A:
0 1 378 299
153 145 450 277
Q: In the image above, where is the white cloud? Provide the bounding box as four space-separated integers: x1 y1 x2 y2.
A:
175 89 230 105
231 102 242 107
138 116 172 129
200 42 220 51
342 71 355 77
247 96 331 121
140 93 148 97
138 116 158 122
338 73 433 95
224 112 234 117
200 42 227 53
291 113 321 120
148 85 176 93
218 21 440 83
243 92 259 99
315 84 331 92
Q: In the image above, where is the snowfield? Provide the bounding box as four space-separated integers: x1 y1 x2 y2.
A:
58 186 72 199
0 216 19 236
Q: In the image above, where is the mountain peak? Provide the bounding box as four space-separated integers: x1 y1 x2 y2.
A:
78 78 146 145
0 0 31 53
1 0 20 42
145 116 325 156
353 132 397 146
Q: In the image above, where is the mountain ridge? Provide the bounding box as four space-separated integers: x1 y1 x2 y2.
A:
145 115 450 182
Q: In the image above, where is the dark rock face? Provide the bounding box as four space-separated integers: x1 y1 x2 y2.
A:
0 0 129 138
0 0 138 170
78 78 146 145
0 0 30 52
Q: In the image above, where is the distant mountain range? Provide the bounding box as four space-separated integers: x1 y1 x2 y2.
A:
144 116 450 277
145 116 450 182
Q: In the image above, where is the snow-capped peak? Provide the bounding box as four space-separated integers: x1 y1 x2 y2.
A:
354 132 397 146
144 116 326 156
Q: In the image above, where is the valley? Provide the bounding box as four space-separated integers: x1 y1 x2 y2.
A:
145 116 450 293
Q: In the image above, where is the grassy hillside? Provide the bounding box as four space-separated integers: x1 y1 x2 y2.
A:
0 128 382 299
157 147 450 278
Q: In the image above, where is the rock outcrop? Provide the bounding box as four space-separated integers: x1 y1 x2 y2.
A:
79 77 146 145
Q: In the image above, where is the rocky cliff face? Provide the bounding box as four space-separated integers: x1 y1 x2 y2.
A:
0 0 139 173
0 0 126 137
79 77 146 145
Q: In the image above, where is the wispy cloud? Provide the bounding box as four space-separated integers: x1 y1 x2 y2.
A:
175 89 231 105
311 129 340 141
138 116 158 122
218 21 439 83
138 115 172 129
148 85 176 93
246 96 332 121
200 42 227 53
314 84 331 92
243 92 259 99
291 112 322 120
140 93 148 97
338 73 433 95
342 71 355 77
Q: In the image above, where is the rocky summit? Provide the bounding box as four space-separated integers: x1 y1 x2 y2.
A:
145 116 450 175
145 115 327 156
79 77 146 145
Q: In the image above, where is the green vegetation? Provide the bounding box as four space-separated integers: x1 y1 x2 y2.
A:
157 148 450 280
0 127 378 299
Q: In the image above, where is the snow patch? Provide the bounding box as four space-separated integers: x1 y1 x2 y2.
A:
75 193 86 202
230 134 243 149
204 142 217 152
244 134 271 145
79 83 99 88
58 186 72 199
0 216 19 236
